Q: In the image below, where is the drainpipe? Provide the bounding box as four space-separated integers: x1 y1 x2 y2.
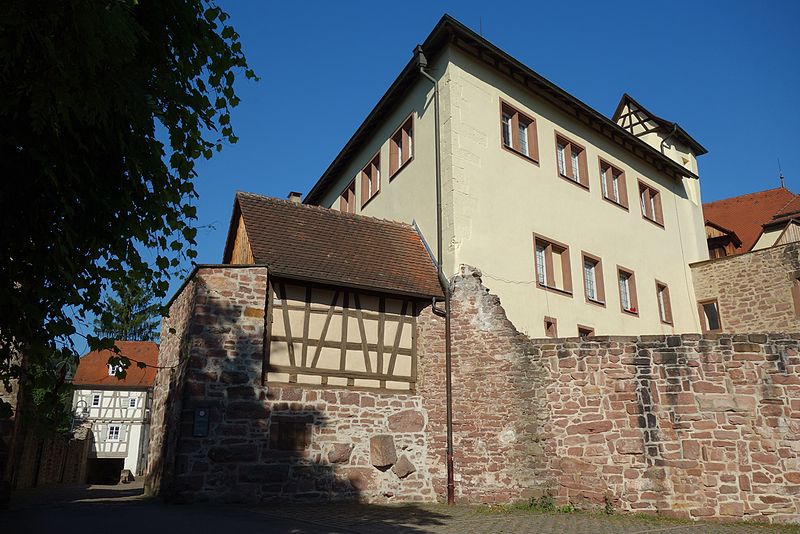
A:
660 123 678 155
415 44 455 506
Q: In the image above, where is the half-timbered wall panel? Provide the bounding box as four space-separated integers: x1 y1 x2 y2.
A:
266 280 418 391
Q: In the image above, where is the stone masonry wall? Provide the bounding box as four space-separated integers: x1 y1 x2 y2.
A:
691 242 800 333
437 265 800 523
148 266 436 503
149 264 800 522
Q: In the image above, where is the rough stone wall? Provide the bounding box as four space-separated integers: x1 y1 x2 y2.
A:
691 242 800 333
417 266 552 503
145 270 199 496
436 266 800 523
148 266 436 503
11 423 92 489
149 263 800 522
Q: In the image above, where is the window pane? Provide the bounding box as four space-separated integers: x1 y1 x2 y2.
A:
535 244 546 285
406 125 413 158
584 259 596 300
703 302 720 330
571 150 580 181
557 143 566 175
600 167 608 197
658 288 667 322
612 174 620 202
619 274 630 310
518 121 528 156
640 189 647 215
502 114 512 147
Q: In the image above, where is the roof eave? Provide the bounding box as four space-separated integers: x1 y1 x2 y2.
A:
305 14 700 205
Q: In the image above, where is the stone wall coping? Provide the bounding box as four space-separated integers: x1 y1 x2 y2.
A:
689 241 799 268
164 263 269 308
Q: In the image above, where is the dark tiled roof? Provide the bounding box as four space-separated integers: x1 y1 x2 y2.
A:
72 341 159 388
703 187 797 252
227 192 443 298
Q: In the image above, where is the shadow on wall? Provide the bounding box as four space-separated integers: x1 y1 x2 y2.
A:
151 272 425 504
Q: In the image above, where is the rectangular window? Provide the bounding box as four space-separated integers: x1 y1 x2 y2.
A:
582 252 605 306
360 153 380 208
544 316 558 338
269 418 311 451
533 234 572 295
656 281 673 325
577 325 594 337
618 267 638 315
128 397 137 409
107 425 121 442
92 394 101 407
389 116 413 177
599 158 628 208
698 299 722 332
639 181 664 226
500 101 538 161
555 133 588 189
339 179 356 214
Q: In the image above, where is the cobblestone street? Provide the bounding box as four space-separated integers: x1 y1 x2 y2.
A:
4 483 800 533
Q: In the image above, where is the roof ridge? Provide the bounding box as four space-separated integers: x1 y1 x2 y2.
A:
703 186 794 206
236 190 419 231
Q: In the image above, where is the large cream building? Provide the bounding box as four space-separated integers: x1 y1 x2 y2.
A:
304 15 709 338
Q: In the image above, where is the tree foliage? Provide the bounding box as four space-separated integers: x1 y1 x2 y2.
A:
0 0 256 416
94 284 161 342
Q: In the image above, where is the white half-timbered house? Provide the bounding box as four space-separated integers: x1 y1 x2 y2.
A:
72 340 158 482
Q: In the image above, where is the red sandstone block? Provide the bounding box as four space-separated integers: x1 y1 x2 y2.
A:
694 381 726 394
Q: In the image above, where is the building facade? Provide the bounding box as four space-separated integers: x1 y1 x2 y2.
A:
72 341 158 481
303 15 709 338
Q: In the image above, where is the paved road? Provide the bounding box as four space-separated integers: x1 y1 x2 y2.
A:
4 482 800 533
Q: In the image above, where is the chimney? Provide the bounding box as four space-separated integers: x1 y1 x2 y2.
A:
287 191 302 204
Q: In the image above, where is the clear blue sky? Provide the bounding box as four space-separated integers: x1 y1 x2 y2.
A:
190 0 799 274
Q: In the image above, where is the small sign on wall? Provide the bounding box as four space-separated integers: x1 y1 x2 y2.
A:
193 407 209 437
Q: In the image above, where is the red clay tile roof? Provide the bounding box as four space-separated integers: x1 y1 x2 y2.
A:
770 195 800 224
72 341 159 388
224 192 443 298
703 187 798 252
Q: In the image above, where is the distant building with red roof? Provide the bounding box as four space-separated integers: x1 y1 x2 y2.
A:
703 186 799 257
71 340 159 481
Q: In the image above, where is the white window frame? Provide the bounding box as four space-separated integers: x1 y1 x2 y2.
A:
584 259 597 301
107 424 121 442
91 393 101 407
128 397 137 409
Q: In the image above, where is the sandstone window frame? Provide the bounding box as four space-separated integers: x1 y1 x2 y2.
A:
360 151 381 209
793 278 800 317
555 131 589 190
339 179 356 214
533 233 573 297
500 99 539 163
389 114 414 179
598 157 628 210
577 324 594 337
544 316 558 338
617 265 639 316
639 180 664 227
581 251 605 307
655 280 673 325
698 298 723 333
